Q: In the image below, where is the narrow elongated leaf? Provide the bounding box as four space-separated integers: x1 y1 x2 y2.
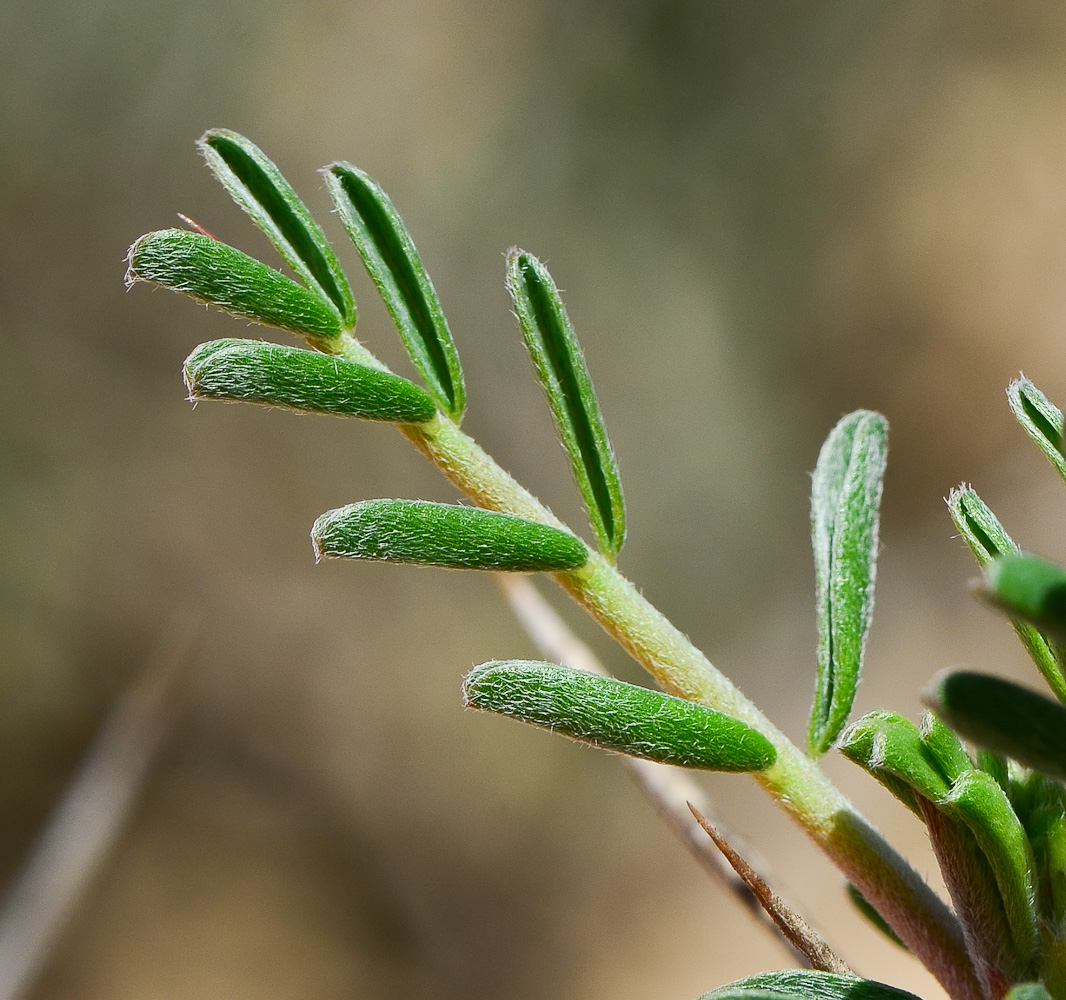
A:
199 129 355 328
127 230 343 344
925 671 1066 781
838 712 949 814
698 970 923 1000
983 553 1066 642
325 163 464 417
808 411 887 754
1008 377 1066 484
947 486 1066 702
312 500 588 572
938 770 1038 967
506 250 625 559
845 884 907 951
463 660 776 772
183 339 436 423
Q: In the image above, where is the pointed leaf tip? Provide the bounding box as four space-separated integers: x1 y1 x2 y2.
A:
325 162 464 417
311 499 588 572
808 411 887 755
463 660 776 771
198 129 355 328
506 249 625 559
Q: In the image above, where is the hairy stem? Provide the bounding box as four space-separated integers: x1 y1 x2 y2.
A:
337 336 980 1000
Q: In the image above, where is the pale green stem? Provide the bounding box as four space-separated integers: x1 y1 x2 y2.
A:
336 336 981 1000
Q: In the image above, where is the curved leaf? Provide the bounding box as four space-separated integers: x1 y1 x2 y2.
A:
127 229 343 344
838 712 949 815
183 339 436 423
506 250 625 558
463 660 775 772
199 129 355 328
312 500 588 572
325 163 464 417
809 411 887 754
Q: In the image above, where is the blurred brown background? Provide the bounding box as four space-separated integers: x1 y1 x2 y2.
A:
4 2 1066 998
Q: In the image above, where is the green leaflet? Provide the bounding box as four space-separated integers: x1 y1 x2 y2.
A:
697 970 923 1000
845 884 907 951
311 499 588 572
1008 377 1066 485
462 660 775 772
808 411 887 755
126 230 343 345
984 553 1066 644
506 250 626 559
947 486 1066 703
938 770 1038 969
838 712 948 815
199 129 355 329
183 339 436 423
926 671 1066 782
325 163 464 418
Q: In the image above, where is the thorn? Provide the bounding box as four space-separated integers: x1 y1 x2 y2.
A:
688 802 853 975
177 213 219 240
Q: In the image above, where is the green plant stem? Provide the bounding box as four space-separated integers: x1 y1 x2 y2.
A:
336 334 980 1000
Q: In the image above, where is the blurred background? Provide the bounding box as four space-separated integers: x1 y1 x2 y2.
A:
4 2 1066 997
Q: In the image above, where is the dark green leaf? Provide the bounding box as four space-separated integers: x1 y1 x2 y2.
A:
809 411 887 754
845 884 907 951
312 500 588 571
199 129 355 328
325 163 464 417
463 660 775 771
506 250 626 559
183 339 436 423
697 970 923 1000
1008 377 1066 484
983 553 1066 643
127 229 343 344
947 487 1066 702
925 671 1066 781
